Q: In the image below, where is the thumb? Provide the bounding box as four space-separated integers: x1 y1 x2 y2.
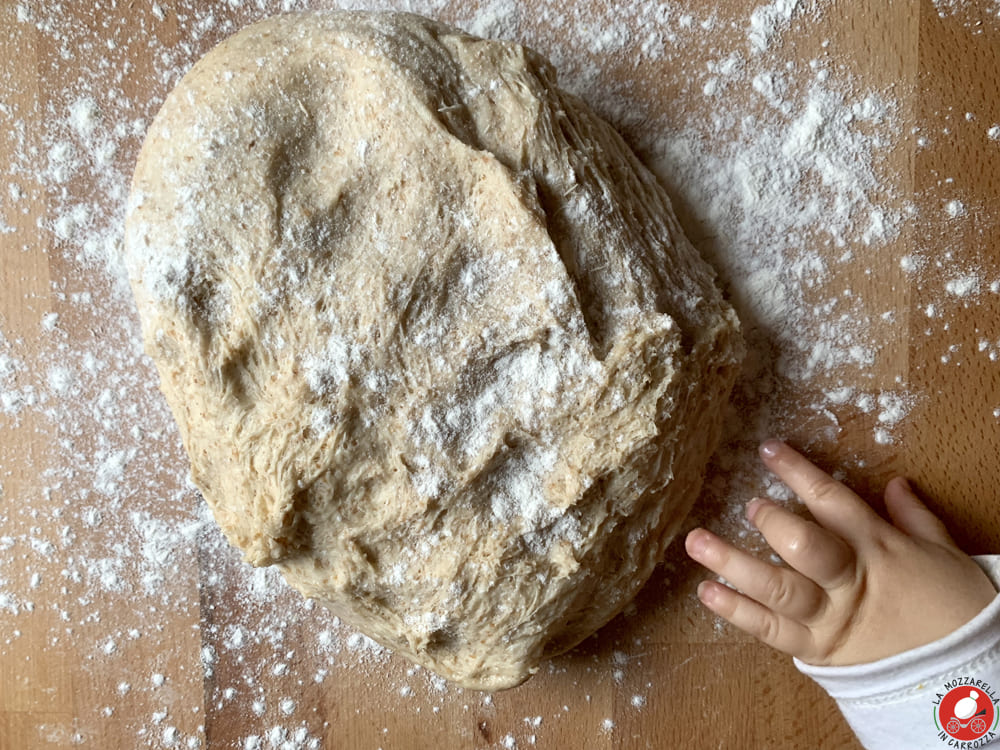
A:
884 477 956 547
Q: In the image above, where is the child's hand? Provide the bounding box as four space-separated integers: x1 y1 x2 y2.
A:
685 439 997 666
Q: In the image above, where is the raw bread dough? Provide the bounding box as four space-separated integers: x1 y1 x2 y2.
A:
124 10 744 690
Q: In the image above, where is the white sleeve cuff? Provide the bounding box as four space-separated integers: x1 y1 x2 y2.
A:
794 555 1000 749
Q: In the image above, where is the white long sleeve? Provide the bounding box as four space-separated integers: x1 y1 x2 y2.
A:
795 555 1000 750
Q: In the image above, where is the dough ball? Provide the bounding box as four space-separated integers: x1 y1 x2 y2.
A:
124 10 744 690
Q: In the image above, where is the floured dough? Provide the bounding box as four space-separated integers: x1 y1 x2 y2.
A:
124 10 744 689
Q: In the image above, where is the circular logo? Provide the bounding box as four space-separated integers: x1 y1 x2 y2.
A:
937 684 997 741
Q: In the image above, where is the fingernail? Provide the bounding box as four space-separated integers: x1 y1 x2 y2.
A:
759 439 784 459
686 529 710 559
746 497 766 522
696 580 715 604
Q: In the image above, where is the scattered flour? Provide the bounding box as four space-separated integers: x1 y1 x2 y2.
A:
945 274 981 297
748 0 802 53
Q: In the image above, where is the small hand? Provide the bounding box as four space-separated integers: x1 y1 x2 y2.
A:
685 439 997 666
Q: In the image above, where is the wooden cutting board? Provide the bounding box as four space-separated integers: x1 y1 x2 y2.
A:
2 1 998 748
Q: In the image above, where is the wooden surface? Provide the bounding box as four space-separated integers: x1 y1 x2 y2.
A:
2 1 1000 748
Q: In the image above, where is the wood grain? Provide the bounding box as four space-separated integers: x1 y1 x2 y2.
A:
2 1 998 748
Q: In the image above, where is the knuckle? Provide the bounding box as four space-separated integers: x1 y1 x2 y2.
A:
825 553 858 591
755 612 781 645
784 524 817 555
806 475 841 504
763 573 793 610
865 528 905 563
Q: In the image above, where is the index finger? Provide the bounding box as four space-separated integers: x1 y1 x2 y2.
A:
758 439 885 546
